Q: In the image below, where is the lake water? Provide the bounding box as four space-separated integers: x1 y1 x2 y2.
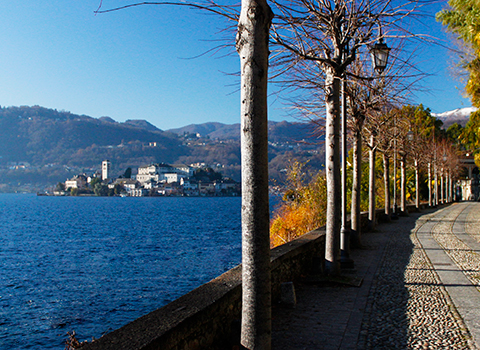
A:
0 194 245 349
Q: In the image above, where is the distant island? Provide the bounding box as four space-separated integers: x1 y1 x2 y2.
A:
46 160 240 197
0 105 325 193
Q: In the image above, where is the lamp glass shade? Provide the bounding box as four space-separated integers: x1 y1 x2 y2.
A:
370 41 391 74
407 130 414 141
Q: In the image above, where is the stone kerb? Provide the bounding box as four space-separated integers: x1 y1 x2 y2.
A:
83 229 326 350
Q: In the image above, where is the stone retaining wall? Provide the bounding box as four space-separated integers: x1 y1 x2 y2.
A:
84 228 326 350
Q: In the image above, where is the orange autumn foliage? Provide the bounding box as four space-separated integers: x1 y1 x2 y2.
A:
270 162 327 248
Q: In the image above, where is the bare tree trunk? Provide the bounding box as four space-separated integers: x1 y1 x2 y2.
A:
428 162 432 207
441 171 444 204
236 1 273 348
383 154 391 217
351 128 362 246
448 172 452 202
392 140 397 214
368 136 376 229
400 154 406 213
340 77 353 267
434 166 438 206
451 174 454 201
446 174 448 202
324 68 341 276
415 159 419 209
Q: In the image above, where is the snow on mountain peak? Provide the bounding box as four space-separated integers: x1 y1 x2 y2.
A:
431 107 477 128
432 107 477 120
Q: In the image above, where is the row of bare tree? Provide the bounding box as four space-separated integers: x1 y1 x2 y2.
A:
354 103 461 237
95 1 457 349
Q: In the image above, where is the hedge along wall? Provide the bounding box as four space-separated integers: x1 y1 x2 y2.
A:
83 228 326 350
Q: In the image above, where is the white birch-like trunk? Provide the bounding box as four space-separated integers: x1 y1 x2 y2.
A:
236 1 273 348
351 128 362 245
383 154 391 217
415 159 419 209
324 68 341 276
368 136 376 229
445 174 448 202
400 155 406 213
428 162 432 206
448 172 452 202
441 171 444 204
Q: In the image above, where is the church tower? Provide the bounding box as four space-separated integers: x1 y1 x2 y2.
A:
102 160 111 180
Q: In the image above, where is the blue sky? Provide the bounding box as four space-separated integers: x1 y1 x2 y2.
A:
0 1 471 130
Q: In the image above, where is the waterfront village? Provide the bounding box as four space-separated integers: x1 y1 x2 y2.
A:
55 160 241 197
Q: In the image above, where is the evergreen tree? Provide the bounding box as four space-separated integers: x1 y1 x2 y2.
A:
437 0 480 106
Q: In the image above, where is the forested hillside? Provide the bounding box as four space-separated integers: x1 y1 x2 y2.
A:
167 120 320 143
0 106 324 192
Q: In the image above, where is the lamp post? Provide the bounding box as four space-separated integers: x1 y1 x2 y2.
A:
370 37 391 220
369 37 391 225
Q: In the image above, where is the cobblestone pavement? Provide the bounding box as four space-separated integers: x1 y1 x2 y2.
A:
271 203 480 349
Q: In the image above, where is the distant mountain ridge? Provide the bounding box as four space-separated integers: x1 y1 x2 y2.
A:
98 115 163 131
2 104 472 192
168 122 237 139
0 105 183 169
432 107 477 128
0 105 324 191
167 120 322 143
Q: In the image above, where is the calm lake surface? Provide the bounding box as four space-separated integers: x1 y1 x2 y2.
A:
0 194 246 349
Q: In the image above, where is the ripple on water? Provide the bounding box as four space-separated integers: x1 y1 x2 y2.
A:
0 194 242 349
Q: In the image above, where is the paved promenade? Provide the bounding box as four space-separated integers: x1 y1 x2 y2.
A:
272 202 480 349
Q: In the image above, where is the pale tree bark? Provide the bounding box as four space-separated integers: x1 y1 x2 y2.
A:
428 162 432 206
445 173 448 202
444 172 448 203
446 171 452 203
325 68 341 275
400 154 406 213
351 127 363 245
368 135 376 229
441 171 444 204
415 159 420 209
236 1 273 348
448 172 452 202
340 77 353 266
383 154 391 217
450 174 454 202
445 172 448 203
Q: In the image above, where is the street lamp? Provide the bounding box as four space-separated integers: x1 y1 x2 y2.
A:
371 37 393 217
370 38 391 74
407 130 414 141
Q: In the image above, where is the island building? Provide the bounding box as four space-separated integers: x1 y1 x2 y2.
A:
135 163 194 185
102 160 111 180
64 174 87 189
62 161 240 197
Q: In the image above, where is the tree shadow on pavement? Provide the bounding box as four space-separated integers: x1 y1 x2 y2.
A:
356 214 417 349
